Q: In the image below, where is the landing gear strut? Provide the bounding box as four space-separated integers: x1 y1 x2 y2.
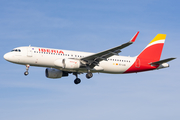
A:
73 73 81 84
24 64 30 76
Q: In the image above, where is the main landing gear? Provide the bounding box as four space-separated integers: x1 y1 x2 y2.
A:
73 71 93 85
24 64 30 76
73 73 81 84
74 78 81 84
86 68 93 79
86 72 93 79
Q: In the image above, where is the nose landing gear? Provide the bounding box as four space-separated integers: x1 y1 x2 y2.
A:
24 64 30 76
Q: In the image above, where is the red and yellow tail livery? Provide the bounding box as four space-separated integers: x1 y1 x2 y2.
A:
125 34 175 73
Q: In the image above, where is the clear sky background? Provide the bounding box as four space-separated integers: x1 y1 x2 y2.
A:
0 0 179 120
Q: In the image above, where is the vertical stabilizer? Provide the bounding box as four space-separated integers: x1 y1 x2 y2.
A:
137 34 166 62
124 34 166 73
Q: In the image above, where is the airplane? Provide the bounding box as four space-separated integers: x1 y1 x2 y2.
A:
3 31 176 84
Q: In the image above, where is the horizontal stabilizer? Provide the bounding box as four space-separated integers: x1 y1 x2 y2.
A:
150 58 176 66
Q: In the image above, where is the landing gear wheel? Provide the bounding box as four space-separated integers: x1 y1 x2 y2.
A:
24 64 30 76
86 72 93 79
24 71 29 76
74 78 81 84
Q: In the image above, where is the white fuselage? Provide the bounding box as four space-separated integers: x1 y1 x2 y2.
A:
4 46 136 74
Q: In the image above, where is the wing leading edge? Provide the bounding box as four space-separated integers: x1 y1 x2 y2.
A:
81 31 139 68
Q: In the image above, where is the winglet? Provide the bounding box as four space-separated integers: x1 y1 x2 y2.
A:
130 31 139 42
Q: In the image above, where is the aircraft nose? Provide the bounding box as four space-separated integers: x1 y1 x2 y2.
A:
4 53 10 61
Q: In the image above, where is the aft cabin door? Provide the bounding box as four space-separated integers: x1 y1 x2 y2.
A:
27 46 33 57
135 58 140 68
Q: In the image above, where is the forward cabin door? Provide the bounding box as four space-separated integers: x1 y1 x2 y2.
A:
27 45 33 57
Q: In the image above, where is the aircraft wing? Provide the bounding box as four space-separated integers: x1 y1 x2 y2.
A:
81 31 139 68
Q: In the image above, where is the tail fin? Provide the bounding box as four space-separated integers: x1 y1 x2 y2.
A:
124 34 170 73
137 34 166 62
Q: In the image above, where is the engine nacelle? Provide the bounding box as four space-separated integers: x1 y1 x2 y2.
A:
64 59 80 69
45 68 68 79
54 59 80 69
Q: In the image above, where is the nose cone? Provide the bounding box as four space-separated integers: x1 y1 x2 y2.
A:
4 53 10 61
4 52 18 63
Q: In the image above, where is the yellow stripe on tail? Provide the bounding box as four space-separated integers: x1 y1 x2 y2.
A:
148 34 166 45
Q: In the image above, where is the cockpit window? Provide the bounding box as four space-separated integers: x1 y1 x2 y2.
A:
11 49 21 52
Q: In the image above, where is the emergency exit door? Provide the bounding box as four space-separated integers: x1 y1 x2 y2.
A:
135 58 140 68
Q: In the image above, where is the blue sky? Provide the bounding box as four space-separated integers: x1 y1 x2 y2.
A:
0 0 180 120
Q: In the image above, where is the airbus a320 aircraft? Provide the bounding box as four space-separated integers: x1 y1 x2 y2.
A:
4 32 176 84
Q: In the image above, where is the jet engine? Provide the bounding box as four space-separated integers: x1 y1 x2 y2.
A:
54 59 81 69
45 68 68 78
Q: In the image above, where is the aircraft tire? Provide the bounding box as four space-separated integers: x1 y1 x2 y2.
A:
24 71 29 76
74 78 81 84
86 72 93 79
